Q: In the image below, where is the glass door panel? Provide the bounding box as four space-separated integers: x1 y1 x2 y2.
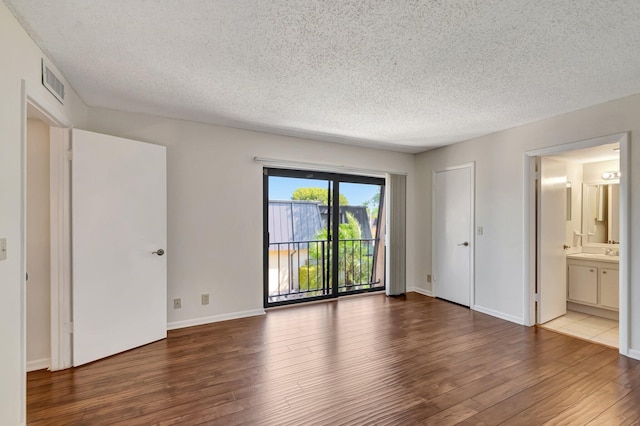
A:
265 174 333 305
336 182 385 294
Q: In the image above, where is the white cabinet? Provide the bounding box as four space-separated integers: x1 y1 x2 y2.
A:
600 268 619 309
566 256 619 311
568 265 598 304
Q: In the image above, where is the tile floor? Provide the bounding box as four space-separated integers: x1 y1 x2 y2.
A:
541 310 619 348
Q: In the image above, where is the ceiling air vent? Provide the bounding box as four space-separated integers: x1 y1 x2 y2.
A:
41 58 64 104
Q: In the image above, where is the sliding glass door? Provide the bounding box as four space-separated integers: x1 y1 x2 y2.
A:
263 168 385 307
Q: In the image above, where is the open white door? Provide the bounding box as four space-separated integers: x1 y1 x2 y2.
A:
72 129 166 366
537 157 567 324
433 165 473 307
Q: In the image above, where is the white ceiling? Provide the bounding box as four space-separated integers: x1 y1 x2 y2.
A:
6 1 640 153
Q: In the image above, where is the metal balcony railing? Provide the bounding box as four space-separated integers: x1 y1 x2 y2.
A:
267 238 382 303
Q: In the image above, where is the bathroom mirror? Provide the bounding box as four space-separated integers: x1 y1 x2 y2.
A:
582 183 619 244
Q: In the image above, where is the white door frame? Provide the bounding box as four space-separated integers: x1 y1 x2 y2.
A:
21 79 73 402
48 128 72 371
524 133 630 357
432 162 476 308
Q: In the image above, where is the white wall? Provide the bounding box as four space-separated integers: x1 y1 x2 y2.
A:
0 3 87 423
85 108 416 326
26 119 51 371
583 159 620 183
414 94 640 357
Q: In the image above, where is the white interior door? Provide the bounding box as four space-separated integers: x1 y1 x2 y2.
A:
433 165 473 306
72 129 167 366
537 157 567 324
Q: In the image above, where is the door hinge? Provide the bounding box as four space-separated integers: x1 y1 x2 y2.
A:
65 322 74 334
67 149 73 161
534 293 540 303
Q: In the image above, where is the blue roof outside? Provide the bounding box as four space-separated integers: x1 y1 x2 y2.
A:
268 201 324 244
268 201 372 244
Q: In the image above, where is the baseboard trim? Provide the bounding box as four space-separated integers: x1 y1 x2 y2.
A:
27 358 50 372
167 309 266 330
408 287 433 297
567 302 618 320
627 348 640 361
473 304 524 325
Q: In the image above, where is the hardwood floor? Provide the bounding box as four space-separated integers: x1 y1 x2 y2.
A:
28 293 640 425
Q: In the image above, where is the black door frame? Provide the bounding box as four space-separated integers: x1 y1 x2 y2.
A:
263 168 385 308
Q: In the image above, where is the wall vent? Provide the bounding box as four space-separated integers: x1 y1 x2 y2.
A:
41 58 65 104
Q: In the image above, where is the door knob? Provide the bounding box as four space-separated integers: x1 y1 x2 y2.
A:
152 249 165 256
457 242 469 247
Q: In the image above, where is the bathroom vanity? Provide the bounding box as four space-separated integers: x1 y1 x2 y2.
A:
566 252 619 319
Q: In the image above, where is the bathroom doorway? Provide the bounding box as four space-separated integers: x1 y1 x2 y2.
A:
530 135 626 349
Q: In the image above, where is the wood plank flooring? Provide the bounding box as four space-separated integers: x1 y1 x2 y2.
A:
27 293 640 425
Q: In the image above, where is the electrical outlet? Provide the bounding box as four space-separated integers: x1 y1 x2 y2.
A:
427 274 432 283
173 298 181 309
201 294 209 305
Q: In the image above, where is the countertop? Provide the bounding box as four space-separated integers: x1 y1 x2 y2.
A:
566 252 619 264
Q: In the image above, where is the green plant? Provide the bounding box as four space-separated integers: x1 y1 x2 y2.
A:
362 191 381 223
308 212 371 287
299 264 322 292
291 187 348 205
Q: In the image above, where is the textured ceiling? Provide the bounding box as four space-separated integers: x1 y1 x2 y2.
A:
6 1 640 153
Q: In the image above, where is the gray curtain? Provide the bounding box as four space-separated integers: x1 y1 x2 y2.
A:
386 174 406 296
